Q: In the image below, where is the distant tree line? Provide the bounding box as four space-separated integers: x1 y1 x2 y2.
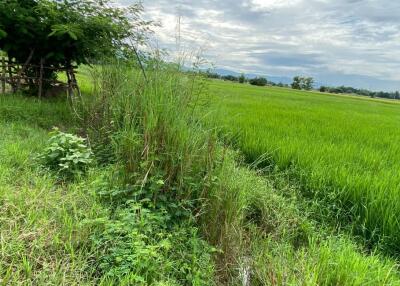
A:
319 85 400 100
205 71 250 83
204 71 289 87
205 71 399 100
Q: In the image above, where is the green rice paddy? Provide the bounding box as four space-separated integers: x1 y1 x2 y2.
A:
209 80 400 251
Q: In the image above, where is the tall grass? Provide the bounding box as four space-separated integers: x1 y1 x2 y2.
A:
209 80 400 253
77 59 219 284
82 61 217 200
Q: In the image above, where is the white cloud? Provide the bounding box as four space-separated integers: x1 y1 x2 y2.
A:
119 0 400 90
250 0 302 9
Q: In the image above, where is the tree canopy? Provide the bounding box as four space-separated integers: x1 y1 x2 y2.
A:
0 0 150 69
291 76 314 90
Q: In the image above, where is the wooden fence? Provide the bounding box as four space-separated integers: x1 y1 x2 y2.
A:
0 56 80 99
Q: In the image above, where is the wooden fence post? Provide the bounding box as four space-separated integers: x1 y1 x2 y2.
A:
1 57 5 94
38 58 44 99
16 49 34 91
7 58 16 93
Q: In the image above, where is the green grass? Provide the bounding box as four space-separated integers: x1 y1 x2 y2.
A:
209 80 400 251
205 151 400 285
3 68 400 285
0 95 104 284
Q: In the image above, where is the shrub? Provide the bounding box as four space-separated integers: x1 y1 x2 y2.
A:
39 128 92 179
249 77 267 86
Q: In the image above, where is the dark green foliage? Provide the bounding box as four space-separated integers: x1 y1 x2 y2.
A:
319 85 327 92
238 73 246 83
38 128 92 179
0 0 147 66
222 75 239 82
303 77 314 90
291 76 301 89
276 82 289 87
249 77 268 86
0 0 149 93
205 71 221 79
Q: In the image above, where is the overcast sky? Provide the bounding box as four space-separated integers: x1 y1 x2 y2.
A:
119 0 400 91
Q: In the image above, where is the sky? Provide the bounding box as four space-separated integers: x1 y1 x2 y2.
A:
118 0 400 91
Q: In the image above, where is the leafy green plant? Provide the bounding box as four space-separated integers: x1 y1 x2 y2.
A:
39 128 92 179
90 201 215 285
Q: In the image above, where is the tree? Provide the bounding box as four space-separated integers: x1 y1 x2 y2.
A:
319 86 327 92
0 0 150 94
291 76 314 90
302 77 314 90
291 76 302 89
249 77 267 86
238 73 246 83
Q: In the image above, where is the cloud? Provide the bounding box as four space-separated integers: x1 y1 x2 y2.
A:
118 0 400 90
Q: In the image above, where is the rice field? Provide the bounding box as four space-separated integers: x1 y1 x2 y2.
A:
209 80 400 252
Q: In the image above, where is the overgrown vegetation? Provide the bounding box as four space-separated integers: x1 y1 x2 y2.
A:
0 96 102 285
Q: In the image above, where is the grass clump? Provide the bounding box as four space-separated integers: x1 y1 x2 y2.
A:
76 59 218 285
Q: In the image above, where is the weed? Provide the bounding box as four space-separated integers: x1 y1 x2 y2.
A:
38 128 93 180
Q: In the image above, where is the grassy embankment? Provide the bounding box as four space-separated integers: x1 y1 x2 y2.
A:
1 66 400 285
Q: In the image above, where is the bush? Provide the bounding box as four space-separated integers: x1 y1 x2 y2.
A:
39 128 92 179
249 77 267 86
